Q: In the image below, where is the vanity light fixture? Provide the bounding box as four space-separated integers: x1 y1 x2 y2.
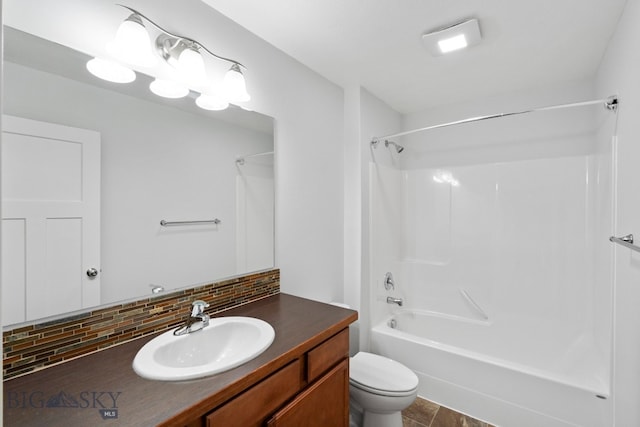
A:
196 92 230 111
86 4 251 109
223 63 251 103
156 35 208 88
86 57 136 83
422 19 482 56
149 78 190 98
106 12 156 67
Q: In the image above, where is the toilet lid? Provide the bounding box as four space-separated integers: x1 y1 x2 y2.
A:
350 352 418 393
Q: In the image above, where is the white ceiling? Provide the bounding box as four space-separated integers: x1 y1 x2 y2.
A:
201 0 627 114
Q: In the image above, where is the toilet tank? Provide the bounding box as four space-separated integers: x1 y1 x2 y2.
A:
330 302 360 357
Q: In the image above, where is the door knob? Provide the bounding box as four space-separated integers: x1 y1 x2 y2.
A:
86 268 99 278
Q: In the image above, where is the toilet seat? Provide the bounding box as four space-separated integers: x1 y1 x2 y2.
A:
350 352 418 397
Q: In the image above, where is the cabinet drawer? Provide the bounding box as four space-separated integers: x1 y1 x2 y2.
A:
206 359 302 427
307 328 349 382
267 359 349 427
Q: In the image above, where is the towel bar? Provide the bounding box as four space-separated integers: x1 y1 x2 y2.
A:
609 234 640 253
160 219 221 227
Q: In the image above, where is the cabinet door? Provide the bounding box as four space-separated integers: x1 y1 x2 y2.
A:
267 359 349 427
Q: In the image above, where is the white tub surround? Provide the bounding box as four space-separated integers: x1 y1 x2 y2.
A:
369 95 616 427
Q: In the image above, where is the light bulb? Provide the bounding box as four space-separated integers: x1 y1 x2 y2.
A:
86 58 136 83
149 78 189 98
223 64 251 103
106 14 156 67
196 93 229 111
176 46 207 86
438 34 468 54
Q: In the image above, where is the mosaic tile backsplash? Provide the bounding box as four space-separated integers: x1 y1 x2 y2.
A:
3 269 280 379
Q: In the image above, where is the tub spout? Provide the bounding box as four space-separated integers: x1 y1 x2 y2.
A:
386 296 403 306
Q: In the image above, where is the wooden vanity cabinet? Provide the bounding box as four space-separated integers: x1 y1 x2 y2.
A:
205 328 350 427
2 294 358 427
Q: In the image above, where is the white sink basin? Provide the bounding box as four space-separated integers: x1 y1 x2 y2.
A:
133 316 275 381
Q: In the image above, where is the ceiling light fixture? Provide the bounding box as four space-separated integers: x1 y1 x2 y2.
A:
86 4 251 110
422 19 482 56
438 34 467 54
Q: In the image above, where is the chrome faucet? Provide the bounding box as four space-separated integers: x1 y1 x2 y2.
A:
386 296 403 307
174 300 210 336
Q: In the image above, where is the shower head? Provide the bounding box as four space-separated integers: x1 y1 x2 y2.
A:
384 139 404 153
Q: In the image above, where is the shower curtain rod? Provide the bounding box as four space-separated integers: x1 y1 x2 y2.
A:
236 151 274 165
371 95 618 146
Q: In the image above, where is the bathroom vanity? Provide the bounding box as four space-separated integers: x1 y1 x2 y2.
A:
3 294 357 426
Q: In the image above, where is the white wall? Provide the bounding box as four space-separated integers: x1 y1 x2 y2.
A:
357 88 403 350
344 84 404 309
181 1 346 301
0 2 4 418
596 0 640 424
1 0 346 303
3 61 273 304
343 81 363 310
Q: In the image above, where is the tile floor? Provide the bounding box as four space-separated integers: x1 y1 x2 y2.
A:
402 397 495 427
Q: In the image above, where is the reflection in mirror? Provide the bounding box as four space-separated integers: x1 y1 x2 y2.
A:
1 27 275 327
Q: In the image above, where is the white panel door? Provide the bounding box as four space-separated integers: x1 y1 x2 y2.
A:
1 115 100 323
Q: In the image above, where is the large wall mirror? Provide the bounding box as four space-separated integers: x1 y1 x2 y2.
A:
1 1 275 327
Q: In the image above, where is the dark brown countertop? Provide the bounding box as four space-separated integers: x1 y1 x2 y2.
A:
3 293 358 427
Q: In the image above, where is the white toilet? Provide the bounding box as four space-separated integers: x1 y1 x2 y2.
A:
349 351 418 427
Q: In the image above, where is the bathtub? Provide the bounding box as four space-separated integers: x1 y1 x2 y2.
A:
370 309 612 427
